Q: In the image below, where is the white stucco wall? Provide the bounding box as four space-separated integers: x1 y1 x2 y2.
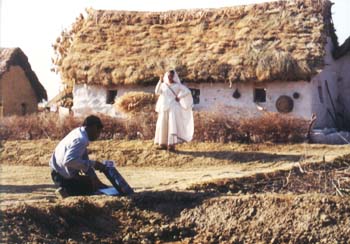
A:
72 84 154 117
72 84 116 117
309 37 338 128
335 51 350 124
73 81 314 120
186 81 312 119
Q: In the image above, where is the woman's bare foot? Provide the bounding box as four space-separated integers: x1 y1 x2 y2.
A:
167 145 176 151
155 144 167 150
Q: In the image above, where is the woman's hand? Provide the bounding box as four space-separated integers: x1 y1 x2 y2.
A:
159 75 163 83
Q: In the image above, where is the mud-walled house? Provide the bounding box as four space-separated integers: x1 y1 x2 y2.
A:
53 0 347 128
0 48 47 117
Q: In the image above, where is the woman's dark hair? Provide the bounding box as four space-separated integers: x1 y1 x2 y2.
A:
82 115 103 129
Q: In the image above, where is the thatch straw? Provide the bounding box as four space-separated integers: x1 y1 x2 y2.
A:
53 0 333 86
116 91 158 114
256 51 311 81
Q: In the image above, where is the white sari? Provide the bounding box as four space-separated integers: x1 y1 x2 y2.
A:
154 71 194 145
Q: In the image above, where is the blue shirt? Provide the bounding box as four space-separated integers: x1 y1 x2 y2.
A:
49 127 96 179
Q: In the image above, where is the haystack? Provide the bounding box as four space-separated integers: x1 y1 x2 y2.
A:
116 92 158 114
52 0 334 87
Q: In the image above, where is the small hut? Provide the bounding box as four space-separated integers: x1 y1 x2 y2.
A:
53 0 348 128
0 48 47 117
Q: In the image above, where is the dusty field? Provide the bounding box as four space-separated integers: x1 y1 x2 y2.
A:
0 139 349 243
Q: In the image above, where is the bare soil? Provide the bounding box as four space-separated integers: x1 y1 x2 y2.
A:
0 140 349 243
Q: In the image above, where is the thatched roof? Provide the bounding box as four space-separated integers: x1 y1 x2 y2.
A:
53 0 334 87
0 48 47 102
333 36 350 60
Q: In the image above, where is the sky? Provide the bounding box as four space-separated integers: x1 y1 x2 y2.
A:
0 0 349 100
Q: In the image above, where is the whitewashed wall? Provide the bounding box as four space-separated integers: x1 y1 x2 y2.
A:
186 81 312 119
72 84 116 117
72 84 154 117
73 81 314 120
309 37 338 128
335 51 350 124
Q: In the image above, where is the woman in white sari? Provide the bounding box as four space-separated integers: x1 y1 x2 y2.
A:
154 70 194 151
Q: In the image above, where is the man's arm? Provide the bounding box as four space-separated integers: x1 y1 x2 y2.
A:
86 166 108 190
64 138 95 172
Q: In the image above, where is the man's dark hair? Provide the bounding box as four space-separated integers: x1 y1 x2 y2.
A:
169 70 175 75
83 115 103 129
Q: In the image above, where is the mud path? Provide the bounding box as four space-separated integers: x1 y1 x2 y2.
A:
0 162 298 206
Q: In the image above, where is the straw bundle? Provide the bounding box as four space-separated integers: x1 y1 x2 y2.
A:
116 91 158 114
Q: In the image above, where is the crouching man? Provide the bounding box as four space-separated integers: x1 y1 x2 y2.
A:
50 115 108 198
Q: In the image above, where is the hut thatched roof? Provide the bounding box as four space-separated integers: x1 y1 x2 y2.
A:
0 48 47 102
53 0 334 87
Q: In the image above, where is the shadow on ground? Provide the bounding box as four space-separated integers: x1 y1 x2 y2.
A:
129 190 215 218
0 184 55 194
176 150 302 163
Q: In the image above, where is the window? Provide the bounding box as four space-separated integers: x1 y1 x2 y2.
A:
106 90 118 104
254 88 266 103
21 103 27 115
189 88 200 104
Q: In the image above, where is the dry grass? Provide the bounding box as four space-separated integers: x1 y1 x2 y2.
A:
239 112 308 143
0 111 308 143
193 112 308 143
189 154 350 196
0 113 80 140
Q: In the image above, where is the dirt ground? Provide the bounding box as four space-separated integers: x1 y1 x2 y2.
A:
0 139 349 243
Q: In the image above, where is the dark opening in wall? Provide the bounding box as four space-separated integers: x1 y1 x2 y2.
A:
318 86 324 103
254 88 266 103
21 103 27 115
232 89 241 99
106 90 118 104
189 88 200 104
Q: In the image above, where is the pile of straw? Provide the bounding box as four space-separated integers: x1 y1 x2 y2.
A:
116 92 158 114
